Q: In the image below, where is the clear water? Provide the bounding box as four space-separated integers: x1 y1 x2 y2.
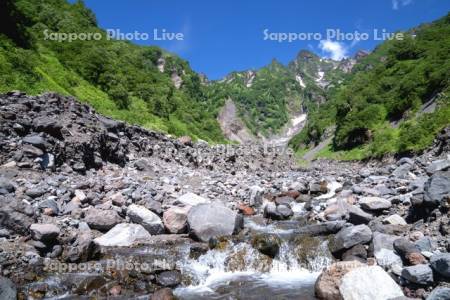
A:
174 220 331 300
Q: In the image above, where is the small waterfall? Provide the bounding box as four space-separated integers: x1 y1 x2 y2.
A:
175 233 332 299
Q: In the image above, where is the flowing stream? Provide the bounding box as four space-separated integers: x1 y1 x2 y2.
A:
174 218 332 300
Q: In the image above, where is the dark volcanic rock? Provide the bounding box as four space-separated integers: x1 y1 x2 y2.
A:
430 253 450 279
401 264 434 285
424 171 450 207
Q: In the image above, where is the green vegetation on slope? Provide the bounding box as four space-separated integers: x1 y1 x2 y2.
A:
206 52 343 137
206 60 302 136
0 0 226 142
290 13 450 158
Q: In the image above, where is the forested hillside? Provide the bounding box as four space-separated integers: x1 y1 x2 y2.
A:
0 0 226 142
206 51 348 137
290 13 450 158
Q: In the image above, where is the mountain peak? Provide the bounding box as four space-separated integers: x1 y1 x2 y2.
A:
296 50 320 61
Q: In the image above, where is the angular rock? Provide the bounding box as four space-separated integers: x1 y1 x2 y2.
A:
276 204 293 219
393 238 426 265
0 277 17 300
0 178 15 195
398 157 414 166
30 223 60 243
372 232 403 270
424 171 450 207
426 159 450 175
296 221 346 236
155 270 181 288
23 144 43 157
187 203 242 242
275 196 294 206
347 205 373 225
84 208 123 231
249 185 264 206
339 266 404 300
427 287 450 300
330 224 372 254
359 197 391 211
127 204 164 235
163 206 190 234
415 237 434 252
393 163 412 179
62 224 94 262
176 192 209 206
383 214 407 226
314 261 365 300
430 253 450 279
22 135 46 149
342 244 367 263
401 264 434 285
94 223 151 247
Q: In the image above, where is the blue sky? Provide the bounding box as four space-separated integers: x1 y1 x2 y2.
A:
79 0 450 79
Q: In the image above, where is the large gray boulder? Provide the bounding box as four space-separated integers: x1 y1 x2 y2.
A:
127 204 164 235
424 171 450 206
187 203 242 242
339 266 404 300
93 223 151 247
331 224 372 254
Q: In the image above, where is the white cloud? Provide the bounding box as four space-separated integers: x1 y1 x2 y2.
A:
318 40 348 61
392 0 413 10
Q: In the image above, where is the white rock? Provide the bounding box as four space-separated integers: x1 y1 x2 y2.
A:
127 204 164 234
249 186 265 206
383 214 407 226
74 190 87 202
94 223 151 247
339 266 404 300
177 192 209 206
